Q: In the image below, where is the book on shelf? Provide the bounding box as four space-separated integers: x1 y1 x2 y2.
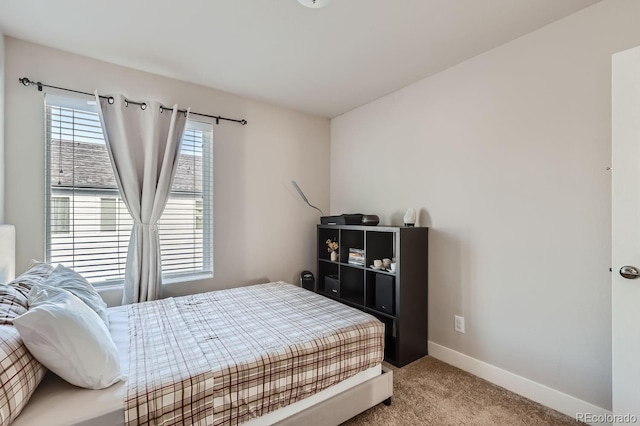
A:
348 248 365 265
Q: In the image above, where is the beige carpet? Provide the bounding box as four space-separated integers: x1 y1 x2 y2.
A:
342 357 582 425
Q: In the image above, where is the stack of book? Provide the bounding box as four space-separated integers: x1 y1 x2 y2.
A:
348 248 365 266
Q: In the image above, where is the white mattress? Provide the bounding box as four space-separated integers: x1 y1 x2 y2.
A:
12 302 382 426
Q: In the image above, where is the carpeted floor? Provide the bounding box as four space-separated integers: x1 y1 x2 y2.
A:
342 357 582 425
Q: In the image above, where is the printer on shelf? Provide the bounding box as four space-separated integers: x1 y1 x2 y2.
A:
320 214 362 225
320 214 379 226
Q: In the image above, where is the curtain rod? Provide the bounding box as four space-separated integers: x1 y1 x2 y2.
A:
18 77 247 126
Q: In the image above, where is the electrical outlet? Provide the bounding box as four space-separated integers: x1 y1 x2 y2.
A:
455 315 465 333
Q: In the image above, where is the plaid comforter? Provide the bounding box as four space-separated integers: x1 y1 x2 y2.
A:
124 282 384 425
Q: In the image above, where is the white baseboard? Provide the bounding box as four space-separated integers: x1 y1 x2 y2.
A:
427 341 612 426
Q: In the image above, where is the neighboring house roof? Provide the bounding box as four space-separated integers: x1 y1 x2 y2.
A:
50 140 203 193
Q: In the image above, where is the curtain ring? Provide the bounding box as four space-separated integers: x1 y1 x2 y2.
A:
124 99 129 107
140 102 147 110
108 96 115 105
159 106 164 113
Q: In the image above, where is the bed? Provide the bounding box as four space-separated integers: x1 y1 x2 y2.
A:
0 226 393 426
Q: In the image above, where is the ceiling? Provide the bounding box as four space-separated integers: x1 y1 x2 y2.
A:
0 0 600 118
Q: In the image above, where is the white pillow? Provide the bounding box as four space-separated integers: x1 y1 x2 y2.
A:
12 284 124 389
46 264 109 327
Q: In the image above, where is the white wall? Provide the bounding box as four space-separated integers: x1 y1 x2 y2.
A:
0 34 5 223
331 0 640 411
4 37 330 304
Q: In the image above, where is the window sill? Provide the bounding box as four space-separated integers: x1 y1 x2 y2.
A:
163 272 213 286
95 272 213 292
96 282 125 294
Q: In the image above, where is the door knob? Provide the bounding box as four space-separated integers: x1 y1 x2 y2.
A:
619 266 640 279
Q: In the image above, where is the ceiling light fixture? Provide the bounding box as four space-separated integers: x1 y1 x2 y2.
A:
297 0 331 9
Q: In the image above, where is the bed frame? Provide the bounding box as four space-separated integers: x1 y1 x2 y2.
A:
2 223 393 425
279 366 393 425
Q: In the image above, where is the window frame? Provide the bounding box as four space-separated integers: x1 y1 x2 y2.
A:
44 93 215 287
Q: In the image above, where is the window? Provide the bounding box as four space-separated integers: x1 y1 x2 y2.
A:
100 198 117 232
50 197 70 234
45 94 214 285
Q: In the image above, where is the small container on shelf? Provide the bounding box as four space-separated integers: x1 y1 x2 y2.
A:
374 274 395 315
324 275 340 296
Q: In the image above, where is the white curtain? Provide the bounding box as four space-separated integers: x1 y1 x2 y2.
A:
95 93 189 304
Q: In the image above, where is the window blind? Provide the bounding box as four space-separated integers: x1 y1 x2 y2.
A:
45 94 214 285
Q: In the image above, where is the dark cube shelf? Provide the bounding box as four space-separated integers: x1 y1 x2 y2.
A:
316 224 428 367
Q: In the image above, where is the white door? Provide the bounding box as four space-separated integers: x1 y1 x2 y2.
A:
612 45 640 420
